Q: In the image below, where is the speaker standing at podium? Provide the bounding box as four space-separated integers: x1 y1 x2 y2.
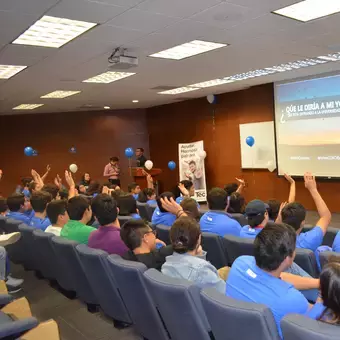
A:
135 147 147 167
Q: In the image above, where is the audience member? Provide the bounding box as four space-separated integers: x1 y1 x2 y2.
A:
88 194 128 255
176 180 195 204
137 188 157 205
6 193 32 224
61 196 95 244
117 194 141 219
224 178 245 196
0 197 8 216
87 181 101 197
180 198 200 221
80 173 91 188
239 200 269 238
121 219 173 269
282 172 331 252
77 185 87 194
128 182 141 200
45 200 69 236
227 192 245 214
200 188 241 237
103 156 120 187
162 217 226 293
152 192 177 227
226 223 311 338
29 191 52 231
267 174 296 221
42 183 60 200
307 258 340 323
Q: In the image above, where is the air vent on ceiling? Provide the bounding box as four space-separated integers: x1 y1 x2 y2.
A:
150 85 178 91
78 104 103 110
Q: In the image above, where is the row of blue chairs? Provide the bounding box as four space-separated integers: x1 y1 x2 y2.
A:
156 224 339 277
1 216 339 339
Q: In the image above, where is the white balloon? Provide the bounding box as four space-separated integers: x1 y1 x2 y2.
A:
267 160 276 173
207 94 215 104
198 150 207 159
145 160 153 170
69 164 78 173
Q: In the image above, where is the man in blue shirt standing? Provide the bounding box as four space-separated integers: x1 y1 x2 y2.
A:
200 188 241 237
281 172 331 252
226 223 311 338
152 192 177 227
6 193 32 224
29 191 52 231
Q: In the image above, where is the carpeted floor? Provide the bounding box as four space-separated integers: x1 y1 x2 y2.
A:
11 263 142 340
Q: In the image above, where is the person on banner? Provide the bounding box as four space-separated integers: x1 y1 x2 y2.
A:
135 147 147 167
103 156 121 187
184 159 204 190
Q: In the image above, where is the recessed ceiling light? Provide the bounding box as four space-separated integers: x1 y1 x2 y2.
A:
273 0 340 22
132 100 139 103
41 90 81 98
188 78 234 88
158 87 200 95
104 106 110 109
12 16 97 48
83 71 136 84
0 65 27 79
12 104 44 110
149 40 227 60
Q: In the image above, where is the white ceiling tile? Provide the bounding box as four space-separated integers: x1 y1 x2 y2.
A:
189 2 265 29
0 45 54 66
224 0 300 11
106 9 179 33
47 0 126 24
136 0 222 19
0 0 59 16
82 24 147 45
155 20 230 44
0 11 38 46
87 0 144 8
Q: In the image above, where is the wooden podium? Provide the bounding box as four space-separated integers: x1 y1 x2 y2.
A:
131 167 162 189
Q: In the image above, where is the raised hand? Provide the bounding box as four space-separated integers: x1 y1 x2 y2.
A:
178 183 189 197
304 172 317 191
284 173 295 184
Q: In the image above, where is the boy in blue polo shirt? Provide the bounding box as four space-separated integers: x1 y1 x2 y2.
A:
239 200 269 239
6 193 32 225
200 188 241 237
281 172 331 252
226 223 311 338
151 192 177 227
128 182 141 200
29 191 52 231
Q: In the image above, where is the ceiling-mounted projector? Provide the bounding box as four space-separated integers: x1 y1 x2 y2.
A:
108 48 138 70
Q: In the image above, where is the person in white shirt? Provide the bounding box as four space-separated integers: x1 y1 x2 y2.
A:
45 200 69 236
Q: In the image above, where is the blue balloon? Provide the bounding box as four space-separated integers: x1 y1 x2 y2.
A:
70 147 77 153
32 149 38 156
246 136 255 147
168 161 176 170
24 146 33 156
125 147 134 158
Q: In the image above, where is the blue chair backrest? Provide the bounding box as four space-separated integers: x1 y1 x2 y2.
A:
223 235 254 265
201 287 280 340
32 229 57 280
76 245 131 324
319 251 340 270
201 232 228 269
107 255 170 340
294 248 319 278
143 268 212 340
155 225 170 245
281 314 340 340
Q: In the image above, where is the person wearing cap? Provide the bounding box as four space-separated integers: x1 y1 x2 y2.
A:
239 200 269 239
